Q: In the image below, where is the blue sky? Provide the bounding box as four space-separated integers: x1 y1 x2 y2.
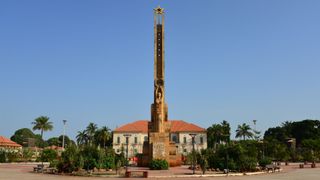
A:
1 0 320 141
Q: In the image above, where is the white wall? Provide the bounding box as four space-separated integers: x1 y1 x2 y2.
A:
113 131 207 158
113 132 148 158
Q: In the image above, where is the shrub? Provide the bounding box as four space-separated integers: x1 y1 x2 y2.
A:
22 148 33 162
259 157 272 168
149 159 169 170
84 157 96 170
57 144 80 173
41 149 57 162
49 159 59 168
6 151 19 162
0 150 6 162
239 156 257 172
104 154 115 169
199 155 208 174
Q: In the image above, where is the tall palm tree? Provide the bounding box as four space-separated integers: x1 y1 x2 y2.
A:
235 123 253 140
207 124 224 150
31 116 53 146
86 122 98 145
95 126 111 148
221 120 231 142
76 130 88 146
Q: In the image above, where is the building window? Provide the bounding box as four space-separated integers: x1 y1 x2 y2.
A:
200 136 204 144
117 137 120 144
134 137 138 144
172 136 177 143
183 137 187 144
117 149 120 153
183 149 187 153
144 136 148 142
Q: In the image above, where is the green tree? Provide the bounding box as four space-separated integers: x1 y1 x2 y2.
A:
22 148 34 161
236 123 253 140
58 135 75 147
198 149 209 174
10 128 36 147
94 126 112 148
291 120 320 145
40 149 57 162
76 130 88 146
207 120 231 149
31 116 53 146
57 144 82 173
47 137 60 146
264 126 288 142
86 122 98 145
221 120 231 142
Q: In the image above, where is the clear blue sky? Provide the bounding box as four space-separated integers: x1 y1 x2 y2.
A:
1 0 320 141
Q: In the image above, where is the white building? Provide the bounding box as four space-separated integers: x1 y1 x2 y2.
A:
113 120 207 159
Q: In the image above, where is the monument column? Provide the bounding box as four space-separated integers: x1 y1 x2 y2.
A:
148 6 171 162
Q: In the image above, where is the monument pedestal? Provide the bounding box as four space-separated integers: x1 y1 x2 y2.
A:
149 132 170 161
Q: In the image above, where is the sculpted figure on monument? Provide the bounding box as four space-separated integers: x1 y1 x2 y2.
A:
155 83 163 104
156 89 162 104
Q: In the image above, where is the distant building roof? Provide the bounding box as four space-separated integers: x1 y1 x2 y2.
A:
45 145 64 150
114 120 206 133
0 136 22 148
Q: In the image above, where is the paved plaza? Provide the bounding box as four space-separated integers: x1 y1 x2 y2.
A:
0 163 319 180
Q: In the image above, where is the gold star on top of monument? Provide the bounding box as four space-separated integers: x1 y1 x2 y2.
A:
154 6 164 14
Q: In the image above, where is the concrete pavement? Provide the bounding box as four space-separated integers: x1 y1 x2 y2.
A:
0 163 319 180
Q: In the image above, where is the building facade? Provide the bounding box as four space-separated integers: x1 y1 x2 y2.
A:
113 120 207 160
0 136 22 152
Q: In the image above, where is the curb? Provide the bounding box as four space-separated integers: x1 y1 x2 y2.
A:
149 171 268 178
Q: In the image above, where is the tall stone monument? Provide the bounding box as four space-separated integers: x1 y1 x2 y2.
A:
148 6 172 161
140 6 180 167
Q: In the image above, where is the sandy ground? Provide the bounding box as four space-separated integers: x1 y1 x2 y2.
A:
0 163 319 180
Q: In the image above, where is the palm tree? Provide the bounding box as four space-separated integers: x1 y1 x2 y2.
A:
31 116 53 146
95 126 111 148
235 123 253 140
76 130 88 146
207 124 224 149
221 120 231 142
86 122 98 145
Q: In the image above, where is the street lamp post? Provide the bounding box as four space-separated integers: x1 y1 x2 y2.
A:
253 120 257 140
189 133 197 175
123 134 132 173
62 120 67 150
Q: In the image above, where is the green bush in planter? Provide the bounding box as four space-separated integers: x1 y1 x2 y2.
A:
259 157 272 168
149 159 169 170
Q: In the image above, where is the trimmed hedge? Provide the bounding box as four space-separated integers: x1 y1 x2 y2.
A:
149 159 169 170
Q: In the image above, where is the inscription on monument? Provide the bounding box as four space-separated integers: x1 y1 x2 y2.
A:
153 142 165 159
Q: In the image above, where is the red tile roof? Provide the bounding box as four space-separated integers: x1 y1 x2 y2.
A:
0 136 22 147
114 120 206 133
114 120 148 133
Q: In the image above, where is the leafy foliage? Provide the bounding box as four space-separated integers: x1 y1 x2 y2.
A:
236 123 253 140
10 128 42 147
31 116 53 147
198 149 209 174
149 159 169 170
258 157 272 168
40 149 57 162
57 144 81 173
207 120 230 149
206 141 259 172
264 119 320 146
0 150 6 163
76 123 112 147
